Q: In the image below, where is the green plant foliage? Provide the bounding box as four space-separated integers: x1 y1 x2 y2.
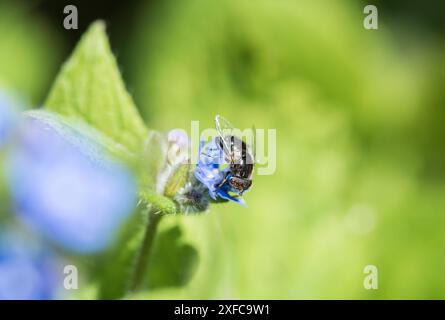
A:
146 225 199 289
98 209 148 299
24 110 132 164
128 0 445 299
45 21 148 154
140 190 177 215
142 131 167 187
38 21 198 298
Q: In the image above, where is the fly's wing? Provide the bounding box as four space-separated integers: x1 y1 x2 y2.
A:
215 115 235 160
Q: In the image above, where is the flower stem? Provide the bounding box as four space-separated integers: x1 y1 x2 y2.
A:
129 207 163 293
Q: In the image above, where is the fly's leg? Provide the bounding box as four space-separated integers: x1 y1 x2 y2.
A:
216 173 229 189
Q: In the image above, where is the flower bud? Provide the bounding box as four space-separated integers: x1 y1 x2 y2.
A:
164 163 191 198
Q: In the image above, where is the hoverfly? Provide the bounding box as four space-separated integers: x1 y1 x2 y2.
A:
213 115 254 196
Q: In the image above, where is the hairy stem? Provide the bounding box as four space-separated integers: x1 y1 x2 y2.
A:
129 208 163 292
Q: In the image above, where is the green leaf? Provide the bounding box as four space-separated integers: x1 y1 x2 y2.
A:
44 21 147 154
97 209 148 299
24 110 133 164
146 225 199 290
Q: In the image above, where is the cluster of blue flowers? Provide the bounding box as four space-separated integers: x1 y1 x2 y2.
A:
6 116 137 253
161 130 249 213
195 139 247 206
0 232 61 300
0 92 137 299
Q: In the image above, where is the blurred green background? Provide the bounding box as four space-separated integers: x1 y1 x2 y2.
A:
2 0 445 299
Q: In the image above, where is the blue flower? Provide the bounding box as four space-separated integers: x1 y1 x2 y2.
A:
0 232 61 300
0 92 19 148
6 116 137 253
194 139 247 206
